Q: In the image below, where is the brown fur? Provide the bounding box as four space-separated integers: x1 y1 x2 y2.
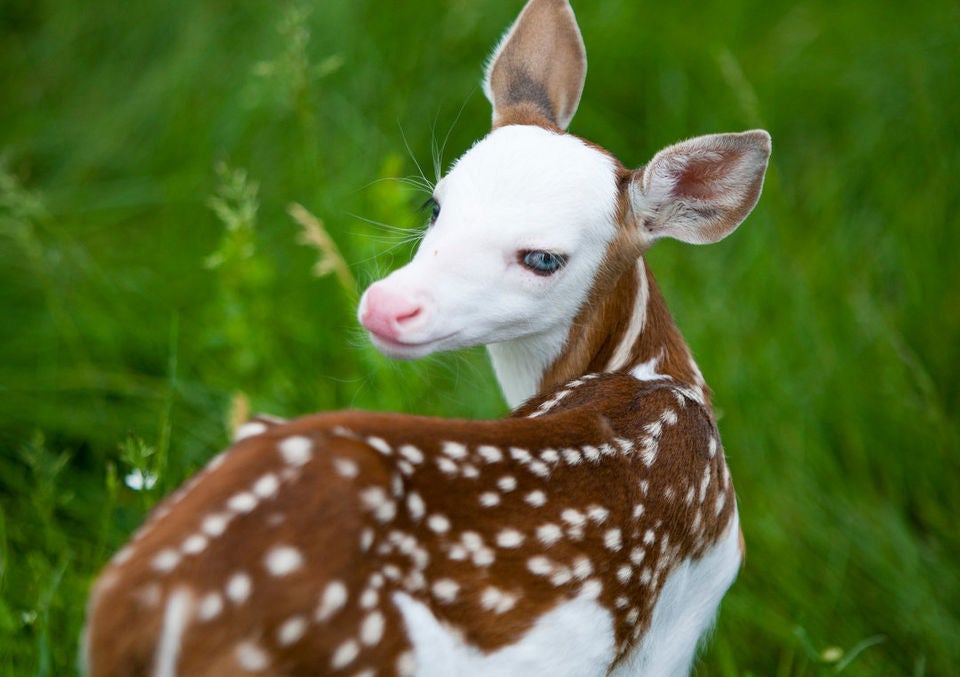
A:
86 374 736 674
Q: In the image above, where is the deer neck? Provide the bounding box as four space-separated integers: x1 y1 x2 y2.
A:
491 258 711 411
487 326 573 410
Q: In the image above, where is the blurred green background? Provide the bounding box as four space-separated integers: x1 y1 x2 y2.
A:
1 0 958 674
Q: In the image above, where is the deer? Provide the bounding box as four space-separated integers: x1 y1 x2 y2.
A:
83 0 771 674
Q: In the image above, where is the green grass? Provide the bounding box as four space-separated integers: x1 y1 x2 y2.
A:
1 0 958 674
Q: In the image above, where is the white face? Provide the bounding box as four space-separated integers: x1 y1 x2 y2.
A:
358 125 620 370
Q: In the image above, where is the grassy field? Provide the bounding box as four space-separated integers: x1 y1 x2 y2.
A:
2 0 958 674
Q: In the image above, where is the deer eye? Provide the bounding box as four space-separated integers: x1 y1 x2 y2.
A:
422 197 441 225
521 250 567 276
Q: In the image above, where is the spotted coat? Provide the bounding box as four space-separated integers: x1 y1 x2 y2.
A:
85 372 735 675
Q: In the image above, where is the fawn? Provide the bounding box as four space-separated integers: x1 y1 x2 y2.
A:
84 0 771 674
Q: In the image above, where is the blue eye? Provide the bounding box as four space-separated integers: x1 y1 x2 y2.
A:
422 197 440 225
521 250 566 275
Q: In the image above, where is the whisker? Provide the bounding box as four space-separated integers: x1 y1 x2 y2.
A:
435 86 477 183
354 176 434 195
397 121 434 195
345 212 424 235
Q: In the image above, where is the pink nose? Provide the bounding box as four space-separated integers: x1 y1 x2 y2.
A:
359 284 424 342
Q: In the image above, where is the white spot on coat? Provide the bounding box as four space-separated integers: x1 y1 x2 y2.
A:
235 641 270 671
561 509 587 528
527 556 554 576
587 505 609 523
316 581 348 622
406 491 426 520
197 592 223 621
509 447 532 463
399 444 424 464
581 579 603 599
536 523 563 546
550 566 573 586
431 579 459 603
360 587 379 609
361 611 385 646
278 436 313 466
572 555 593 580
151 549 181 573
582 445 601 462
528 460 550 477
700 465 712 503
479 491 500 507
234 421 267 441
539 448 560 464
226 572 252 603
111 545 134 565
496 528 525 548
461 531 483 551
715 489 727 515
252 473 279 499
277 616 307 646
442 441 468 460
366 436 393 456
436 457 459 476
525 490 547 507
427 514 451 534
264 546 304 576
480 586 517 614
477 445 503 463
472 547 496 567
135 583 161 608
181 534 208 555
360 487 397 523
228 492 258 514
333 458 359 478
331 639 359 669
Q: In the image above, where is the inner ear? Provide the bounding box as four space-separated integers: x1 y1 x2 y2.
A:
631 130 772 246
673 152 743 201
483 0 587 130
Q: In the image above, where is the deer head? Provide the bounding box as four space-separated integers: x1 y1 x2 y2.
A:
358 0 770 407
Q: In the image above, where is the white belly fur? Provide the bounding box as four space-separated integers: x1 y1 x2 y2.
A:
611 511 743 676
393 588 616 677
393 511 740 677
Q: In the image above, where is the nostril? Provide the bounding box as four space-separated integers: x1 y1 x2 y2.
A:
395 306 422 325
360 284 428 341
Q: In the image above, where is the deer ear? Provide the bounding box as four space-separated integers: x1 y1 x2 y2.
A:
482 0 586 130
630 130 772 245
